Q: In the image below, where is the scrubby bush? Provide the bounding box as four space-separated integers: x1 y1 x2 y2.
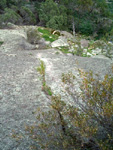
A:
25 62 113 149
27 28 41 44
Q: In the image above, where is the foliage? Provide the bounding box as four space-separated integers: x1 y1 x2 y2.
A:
0 0 113 38
60 0 113 38
0 0 6 10
26 65 113 149
0 8 21 24
105 28 113 42
37 60 46 81
62 72 75 84
37 60 52 96
0 41 3 46
38 27 59 42
20 6 36 24
27 28 41 44
39 0 68 30
58 46 70 54
79 19 94 35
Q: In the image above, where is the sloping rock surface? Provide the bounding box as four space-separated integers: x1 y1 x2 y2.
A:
51 36 69 47
0 27 112 150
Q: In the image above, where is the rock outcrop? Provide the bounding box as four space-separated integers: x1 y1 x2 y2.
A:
0 25 113 150
51 36 69 47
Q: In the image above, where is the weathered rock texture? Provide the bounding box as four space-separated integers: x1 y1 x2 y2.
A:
0 26 113 150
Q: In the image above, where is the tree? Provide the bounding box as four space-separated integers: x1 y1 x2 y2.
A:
0 0 6 11
39 0 68 30
58 0 112 36
0 8 22 24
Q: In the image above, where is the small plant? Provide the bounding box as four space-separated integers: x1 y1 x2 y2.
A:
0 41 3 46
89 40 105 50
42 84 53 96
0 8 22 24
37 60 52 96
55 51 59 55
62 72 75 84
73 47 84 56
87 48 92 54
58 46 70 54
37 60 46 83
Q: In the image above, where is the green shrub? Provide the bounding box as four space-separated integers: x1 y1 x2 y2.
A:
46 15 67 30
39 0 68 30
0 8 21 24
38 27 50 35
20 6 36 24
0 0 6 10
38 27 59 42
105 28 113 41
75 47 83 56
0 41 3 46
79 19 94 35
27 28 41 44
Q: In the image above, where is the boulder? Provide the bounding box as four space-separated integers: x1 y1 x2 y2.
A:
60 31 74 39
80 39 89 48
51 36 69 48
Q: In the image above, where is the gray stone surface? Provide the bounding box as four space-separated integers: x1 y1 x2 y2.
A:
60 31 74 39
51 36 69 47
0 27 113 150
0 28 49 150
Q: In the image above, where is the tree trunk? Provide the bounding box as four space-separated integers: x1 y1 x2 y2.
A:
72 17 75 36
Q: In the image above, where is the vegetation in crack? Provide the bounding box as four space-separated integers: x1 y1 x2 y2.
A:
37 60 52 96
24 62 113 150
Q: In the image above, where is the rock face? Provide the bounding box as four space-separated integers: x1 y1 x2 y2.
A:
51 36 69 47
0 28 38 52
0 27 49 150
0 26 113 150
